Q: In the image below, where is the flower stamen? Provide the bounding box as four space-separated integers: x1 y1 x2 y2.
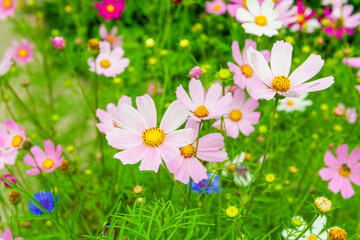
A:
339 164 351 177
180 144 195 158
142 127 165 147
100 59 111 69
229 110 242 122
241 64 253 77
106 4 115 13
255 15 267 26
12 135 23 147
194 105 209 118
272 75 291 92
42 159 54 170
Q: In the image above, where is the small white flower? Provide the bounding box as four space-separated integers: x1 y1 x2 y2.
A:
278 93 312 112
236 0 282 37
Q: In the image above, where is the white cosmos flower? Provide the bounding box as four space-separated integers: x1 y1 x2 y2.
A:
278 93 312 112
282 216 328 240
236 0 282 37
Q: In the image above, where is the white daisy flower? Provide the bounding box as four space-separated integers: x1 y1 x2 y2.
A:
282 216 328 240
278 93 312 112
236 0 282 37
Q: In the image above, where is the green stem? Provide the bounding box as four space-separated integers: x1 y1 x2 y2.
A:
293 214 319 240
239 98 279 235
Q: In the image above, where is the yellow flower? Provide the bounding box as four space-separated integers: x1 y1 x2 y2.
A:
328 227 347 240
145 38 155 48
265 174 275 183
148 57 157 66
179 39 189 48
225 206 239 219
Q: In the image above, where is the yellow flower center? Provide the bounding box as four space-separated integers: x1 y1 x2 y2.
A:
241 64 253 77
272 75 291 92
18 49 28 58
286 100 294 106
255 15 267 26
180 144 195 158
339 164 351 177
229 110 242 122
243 0 247 8
142 127 165 147
194 105 209 118
107 35 115 44
307 235 318 240
106 4 115 13
100 59 111 69
213 4 221 10
329 228 347 240
12 135 23 147
42 158 54 169
3 0 12 8
297 14 305 23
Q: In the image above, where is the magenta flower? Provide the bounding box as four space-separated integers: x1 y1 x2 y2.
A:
0 119 26 149
96 95 132 133
0 52 13 76
88 41 129 77
176 78 233 121
0 228 22 240
288 0 320 33
106 94 193 172
167 120 227 184
213 89 260 138
0 0 16 20
94 0 125 21
249 40 334 100
50 36 66 50
205 0 227 15
23 140 64 175
319 144 360 199
323 4 360 39
343 57 360 77
189 66 202 79
228 39 270 98
99 24 123 48
6 39 34 66
0 173 16 187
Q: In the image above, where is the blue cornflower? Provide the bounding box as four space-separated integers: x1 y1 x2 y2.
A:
28 191 58 215
190 173 220 194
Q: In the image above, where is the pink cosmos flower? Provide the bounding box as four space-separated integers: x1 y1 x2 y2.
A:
323 5 360 39
213 89 260 137
276 0 298 27
6 39 34 66
50 36 66 50
0 149 18 169
0 173 16 187
106 94 193 172
319 144 360 199
288 1 320 33
228 39 270 98
338 103 357 124
99 24 123 48
249 40 334 100
0 119 26 149
205 0 227 15
189 66 202 79
24 140 64 175
94 0 125 21
343 57 360 77
0 52 13 76
228 0 286 16
0 228 22 240
167 120 227 184
96 95 132 133
176 78 233 122
88 41 129 77
0 0 16 20
147 81 163 96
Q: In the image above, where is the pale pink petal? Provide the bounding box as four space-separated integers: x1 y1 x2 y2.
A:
185 119 200 142
270 41 293 77
26 168 41 175
99 24 108 38
324 151 340 168
160 100 189 133
238 120 255 136
249 88 276 100
231 41 243 66
172 158 190 184
336 144 348 164
23 154 37 167
139 147 162 172
228 62 241 74
113 104 147 132
158 143 181 162
176 85 195 111
114 144 148 165
243 111 260 124
347 148 360 165
289 54 324 86
188 158 208 183
343 57 360 68
197 133 225 151
250 50 273 87
136 94 157 127
328 174 343 194
260 50 270 62
208 92 233 116
349 174 360 186
340 178 355 199
165 129 194 147
196 150 228 162
166 156 183 173
242 98 259 112
106 129 142 150
319 168 337 181
43 140 55 159
224 120 240 138
3 229 13 239
30 146 46 162
292 76 334 95
189 78 205 106
204 83 223 109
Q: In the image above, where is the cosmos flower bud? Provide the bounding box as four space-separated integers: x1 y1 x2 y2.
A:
333 107 344 117
329 227 347 240
291 217 303 227
133 185 143 194
60 160 70 174
225 206 239 219
145 38 155 48
1 174 16 188
314 196 332 213
88 38 100 52
179 39 189 48
9 190 21 205
219 69 230 80
51 36 66 50
265 174 275 183
189 66 202 79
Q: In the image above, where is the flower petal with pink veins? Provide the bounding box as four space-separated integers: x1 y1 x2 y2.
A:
208 92 233 116
197 150 227 162
319 168 337 181
106 129 142 150
136 94 157 128
165 129 194 147
189 79 205 107
113 104 147 132
250 50 273 87
158 143 181 162
204 83 223 110
242 98 259 112
176 85 195 111
340 178 355 199
139 147 162 172
188 158 208 183
292 76 334 95
270 41 293 77
160 100 189 133
289 54 324 86
114 144 148 165
197 133 224 151
231 41 243 66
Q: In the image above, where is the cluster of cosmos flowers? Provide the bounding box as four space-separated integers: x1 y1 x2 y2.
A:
0 0 360 238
